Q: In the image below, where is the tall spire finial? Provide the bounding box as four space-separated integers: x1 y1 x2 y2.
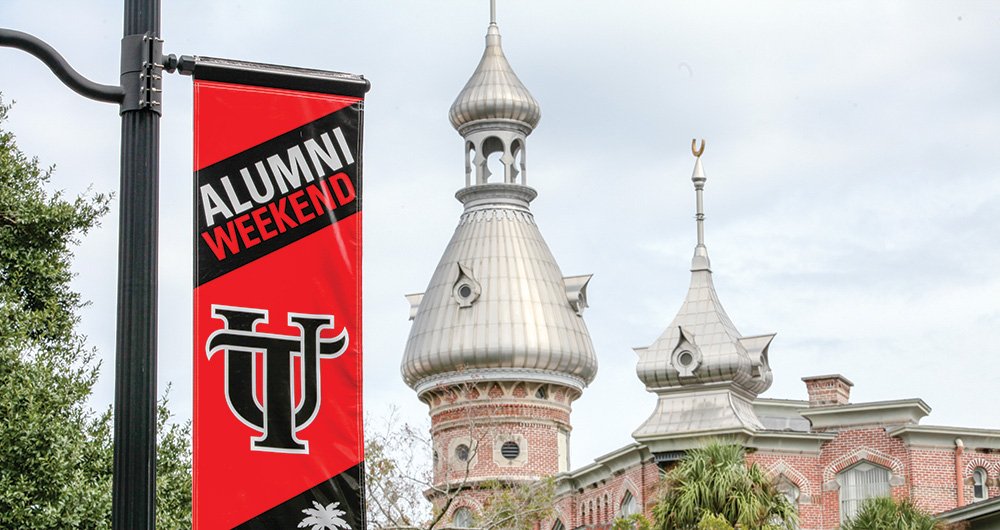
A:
692 138 705 158
490 0 497 25
690 139 710 271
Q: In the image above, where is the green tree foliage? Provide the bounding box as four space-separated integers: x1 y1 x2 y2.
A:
0 104 108 349
0 97 191 529
156 391 193 530
0 94 113 529
651 442 797 530
840 497 946 530
614 513 654 530
695 513 733 530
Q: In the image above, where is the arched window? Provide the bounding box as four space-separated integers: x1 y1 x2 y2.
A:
510 139 523 184
455 443 470 462
620 490 638 517
464 141 475 186
775 474 800 511
774 475 800 529
452 507 473 529
973 467 988 501
837 461 891 522
552 520 565 530
481 136 504 184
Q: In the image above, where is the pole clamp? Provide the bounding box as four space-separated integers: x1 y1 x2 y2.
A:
121 33 165 114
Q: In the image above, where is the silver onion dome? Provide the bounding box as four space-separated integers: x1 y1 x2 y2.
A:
403 6 595 398
401 185 597 396
448 23 541 133
633 144 774 438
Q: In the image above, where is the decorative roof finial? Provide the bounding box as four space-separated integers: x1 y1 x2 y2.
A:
690 139 710 271
692 138 705 157
448 1 541 133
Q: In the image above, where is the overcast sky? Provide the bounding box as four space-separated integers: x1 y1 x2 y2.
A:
2 1 998 467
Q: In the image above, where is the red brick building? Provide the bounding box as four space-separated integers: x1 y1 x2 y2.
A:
400 9 1000 530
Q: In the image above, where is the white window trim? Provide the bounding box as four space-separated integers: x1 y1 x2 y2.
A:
837 461 892 523
973 467 988 502
619 490 638 518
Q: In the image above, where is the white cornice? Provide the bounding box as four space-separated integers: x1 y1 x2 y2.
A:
887 425 1000 450
413 368 587 397
799 399 930 430
753 398 810 410
554 443 652 495
748 430 836 455
634 427 757 453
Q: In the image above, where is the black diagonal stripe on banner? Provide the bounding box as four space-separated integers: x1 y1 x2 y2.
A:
233 463 364 530
195 103 362 287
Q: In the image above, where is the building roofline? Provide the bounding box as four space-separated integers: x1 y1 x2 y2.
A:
938 495 1000 523
554 443 651 494
748 430 837 455
799 398 930 429
633 427 759 454
887 424 1000 449
754 397 810 407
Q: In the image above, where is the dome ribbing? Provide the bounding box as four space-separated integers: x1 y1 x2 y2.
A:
448 24 541 133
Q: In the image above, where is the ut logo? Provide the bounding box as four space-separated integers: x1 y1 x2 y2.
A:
205 305 349 454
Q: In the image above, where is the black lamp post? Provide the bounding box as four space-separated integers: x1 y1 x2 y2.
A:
1 0 168 527
113 0 161 527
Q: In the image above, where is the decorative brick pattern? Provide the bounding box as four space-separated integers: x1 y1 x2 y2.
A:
549 463 659 530
426 381 577 487
823 444 905 483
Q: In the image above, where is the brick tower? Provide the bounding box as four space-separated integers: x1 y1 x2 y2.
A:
400 3 598 524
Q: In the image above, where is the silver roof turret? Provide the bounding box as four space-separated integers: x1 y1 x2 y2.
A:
401 3 597 399
448 5 541 190
448 13 541 134
633 142 774 442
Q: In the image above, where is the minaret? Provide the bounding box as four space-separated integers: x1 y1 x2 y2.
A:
401 2 598 513
633 142 774 449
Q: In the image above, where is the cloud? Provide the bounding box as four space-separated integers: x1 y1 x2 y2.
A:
2 0 997 466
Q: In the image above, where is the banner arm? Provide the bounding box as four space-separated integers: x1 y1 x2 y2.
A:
0 28 125 104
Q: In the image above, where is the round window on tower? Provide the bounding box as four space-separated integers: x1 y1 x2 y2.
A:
493 434 527 467
455 444 470 462
501 441 520 460
452 264 481 307
678 350 694 367
672 346 701 377
458 284 473 299
453 278 479 307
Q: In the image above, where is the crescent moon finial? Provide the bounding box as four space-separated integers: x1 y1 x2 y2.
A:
692 138 705 158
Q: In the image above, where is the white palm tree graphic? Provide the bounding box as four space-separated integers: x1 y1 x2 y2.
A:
298 500 352 530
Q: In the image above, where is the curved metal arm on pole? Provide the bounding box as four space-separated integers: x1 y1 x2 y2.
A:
0 28 124 104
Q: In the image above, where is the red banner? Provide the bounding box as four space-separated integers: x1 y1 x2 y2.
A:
192 62 365 530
